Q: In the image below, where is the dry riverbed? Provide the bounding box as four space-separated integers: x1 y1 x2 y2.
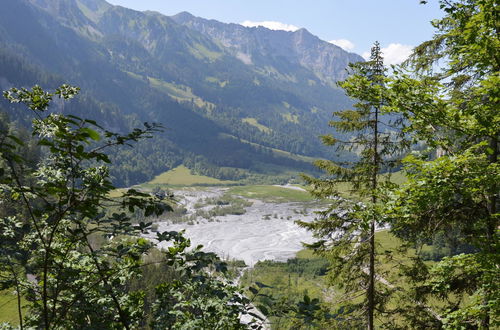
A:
148 187 320 266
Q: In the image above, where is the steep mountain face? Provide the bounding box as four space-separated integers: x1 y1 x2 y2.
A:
0 0 362 186
171 11 362 82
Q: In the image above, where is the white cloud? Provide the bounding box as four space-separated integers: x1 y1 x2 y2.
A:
241 20 299 32
329 39 355 51
381 43 413 65
362 43 413 65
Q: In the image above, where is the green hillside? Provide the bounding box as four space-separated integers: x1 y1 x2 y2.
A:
0 0 360 186
146 165 236 186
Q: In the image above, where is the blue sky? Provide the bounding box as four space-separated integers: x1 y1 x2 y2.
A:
107 0 443 65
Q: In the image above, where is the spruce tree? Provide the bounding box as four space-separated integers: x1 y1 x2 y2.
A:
298 42 407 329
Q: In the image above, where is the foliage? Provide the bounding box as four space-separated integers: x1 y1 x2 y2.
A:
383 0 500 327
150 231 250 330
0 85 257 329
241 253 332 329
298 42 408 328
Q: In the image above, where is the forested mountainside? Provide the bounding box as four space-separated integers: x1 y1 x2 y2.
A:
0 0 363 186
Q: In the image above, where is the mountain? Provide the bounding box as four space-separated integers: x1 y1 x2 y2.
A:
171 11 361 82
0 0 363 186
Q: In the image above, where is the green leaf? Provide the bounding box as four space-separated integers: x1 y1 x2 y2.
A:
82 127 101 141
7 135 24 146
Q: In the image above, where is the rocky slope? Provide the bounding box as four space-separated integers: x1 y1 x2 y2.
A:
0 0 363 185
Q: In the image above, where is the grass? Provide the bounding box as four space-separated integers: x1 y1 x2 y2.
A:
254 66 297 83
188 43 223 62
146 165 236 186
0 290 28 325
281 112 299 124
242 117 272 133
240 229 449 327
227 185 315 203
321 171 408 200
382 170 407 185
107 188 127 198
125 74 216 112
148 78 195 100
205 76 228 87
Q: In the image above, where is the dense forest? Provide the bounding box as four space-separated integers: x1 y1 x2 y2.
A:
0 0 498 329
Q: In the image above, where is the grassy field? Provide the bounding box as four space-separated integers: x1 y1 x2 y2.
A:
0 290 27 325
324 170 407 200
226 185 315 203
242 117 272 133
146 165 237 186
382 170 407 185
107 188 127 198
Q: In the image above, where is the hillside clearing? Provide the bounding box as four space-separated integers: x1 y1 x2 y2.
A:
146 165 237 186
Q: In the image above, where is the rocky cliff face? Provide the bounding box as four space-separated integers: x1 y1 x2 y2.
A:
171 11 363 82
25 0 362 83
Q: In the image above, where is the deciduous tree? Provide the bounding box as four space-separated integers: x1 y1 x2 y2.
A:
0 85 255 329
385 0 499 327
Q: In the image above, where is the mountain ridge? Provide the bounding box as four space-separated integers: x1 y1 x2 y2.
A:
0 0 361 186
170 11 363 83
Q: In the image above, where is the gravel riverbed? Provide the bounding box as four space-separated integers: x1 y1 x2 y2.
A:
150 188 318 266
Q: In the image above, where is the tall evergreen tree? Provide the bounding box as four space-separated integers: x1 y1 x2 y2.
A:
298 42 407 329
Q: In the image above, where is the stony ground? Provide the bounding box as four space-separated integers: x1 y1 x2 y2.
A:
149 187 319 266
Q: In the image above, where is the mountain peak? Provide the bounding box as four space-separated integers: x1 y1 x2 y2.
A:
294 27 310 34
292 27 317 40
77 0 110 12
169 12 363 81
172 11 196 23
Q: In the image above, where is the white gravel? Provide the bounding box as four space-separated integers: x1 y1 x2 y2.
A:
151 189 318 266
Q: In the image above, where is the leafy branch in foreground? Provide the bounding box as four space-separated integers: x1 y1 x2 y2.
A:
384 0 499 328
0 85 258 329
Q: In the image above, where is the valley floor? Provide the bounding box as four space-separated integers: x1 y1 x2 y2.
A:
145 186 321 266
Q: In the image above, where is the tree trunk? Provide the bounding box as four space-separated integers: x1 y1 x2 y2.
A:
368 103 379 330
481 134 498 329
368 220 375 330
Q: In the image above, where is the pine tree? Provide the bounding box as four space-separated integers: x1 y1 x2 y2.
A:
298 42 407 329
